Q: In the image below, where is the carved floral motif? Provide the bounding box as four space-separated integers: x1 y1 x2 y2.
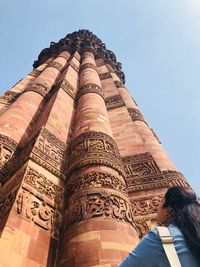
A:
131 195 163 217
66 171 126 195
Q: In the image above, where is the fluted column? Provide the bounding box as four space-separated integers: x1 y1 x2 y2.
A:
99 61 189 238
0 51 70 145
0 53 78 267
59 51 139 267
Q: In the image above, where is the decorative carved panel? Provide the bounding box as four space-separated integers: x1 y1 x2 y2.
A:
127 108 147 125
48 61 63 72
68 131 125 176
23 167 64 208
134 215 157 238
76 83 105 101
131 195 163 217
24 82 50 97
60 78 76 99
105 94 125 110
70 61 79 72
162 170 190 188
31 128 68 180
66 171 126 196
0 135 19 182
99 72 112 80
114 80 126 88
123 152 163 192
80 63 96 73
15 189 62 239
0 171 23 220
65 191 134 227
0 91 20 105
29 69 42 77
122 152 189 192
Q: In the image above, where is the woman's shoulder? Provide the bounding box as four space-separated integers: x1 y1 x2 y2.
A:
150 224 182 235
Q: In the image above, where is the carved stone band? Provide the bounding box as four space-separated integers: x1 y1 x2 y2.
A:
60 79 76 99
79 63 96 73
0 134 18 166
68 131 125 176
24 82 50 97
70 61 79 72
22 167 64 208
0 91 19 105
127 108 147 125
65 191 134 227
76 83 105 101
99 72 112 80
66 171 126 196
122 152 189 192
31 128 68 180
114 80 126 89
29 69 42 77
48 61 64 72
105 94 125 110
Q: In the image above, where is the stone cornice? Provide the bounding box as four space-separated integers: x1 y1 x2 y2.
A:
33 29 125 84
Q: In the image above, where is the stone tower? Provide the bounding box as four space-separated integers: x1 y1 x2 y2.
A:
0 30 189 267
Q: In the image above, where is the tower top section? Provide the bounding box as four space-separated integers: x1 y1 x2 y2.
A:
33 29 125 83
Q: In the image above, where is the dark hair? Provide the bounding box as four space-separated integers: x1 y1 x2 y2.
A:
163 186 200 262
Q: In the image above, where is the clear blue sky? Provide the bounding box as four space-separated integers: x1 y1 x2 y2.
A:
1 0 200 195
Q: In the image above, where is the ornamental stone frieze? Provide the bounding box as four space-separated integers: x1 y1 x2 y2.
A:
65 190 134 228
76 83 104 100
66 171 127 196
23 82 50 97
122 152 189 192
31 128 68 180
68 131 125 176
15 189 62 239
127 108 147 124
60 78 76 99
0 91 20 105
105 94 125 110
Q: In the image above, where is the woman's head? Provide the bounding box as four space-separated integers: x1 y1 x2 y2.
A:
157 186 200 261
156 186 199 225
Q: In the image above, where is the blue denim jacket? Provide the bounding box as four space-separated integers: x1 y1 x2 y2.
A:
118 224 199 267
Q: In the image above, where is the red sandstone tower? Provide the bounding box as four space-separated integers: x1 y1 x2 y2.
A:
0 30 189 267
